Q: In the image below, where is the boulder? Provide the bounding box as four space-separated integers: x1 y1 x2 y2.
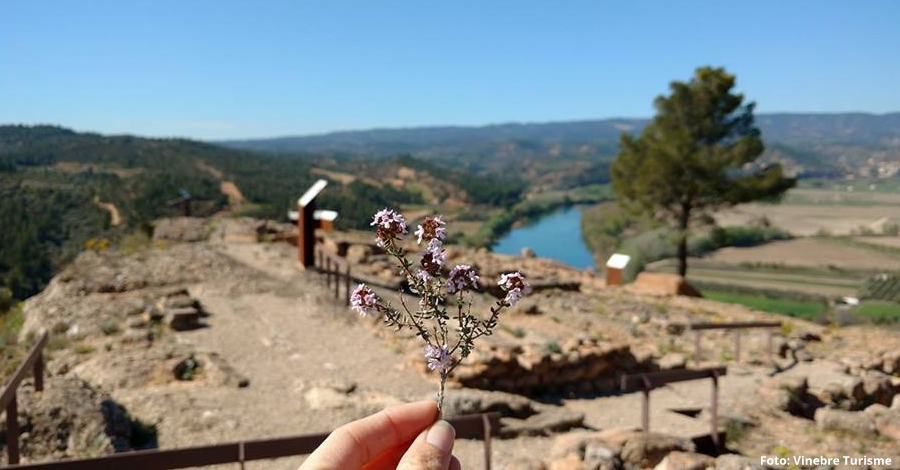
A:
442 389 535 419
163 295 199 310
814 408 876 436
861 371 897 407
506 457 548 470
166 307 202 331
873 408 900 440
882 351 900 375
345 244 372 264
714 454 767 470
653 451 715 470
550 432 622 470
502 407 585 436
548 454 583 470
14 376 153 460
583 441 621 470
620 432 695 468
626 273 701 297
658 353 687 370
767 375 811 416
152 217 208 242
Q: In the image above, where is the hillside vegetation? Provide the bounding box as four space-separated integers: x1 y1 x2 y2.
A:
0 125 524 301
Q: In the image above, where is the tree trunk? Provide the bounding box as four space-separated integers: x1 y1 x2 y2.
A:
677 203 691 277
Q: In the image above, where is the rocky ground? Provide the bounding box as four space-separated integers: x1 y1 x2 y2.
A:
2 216 900 469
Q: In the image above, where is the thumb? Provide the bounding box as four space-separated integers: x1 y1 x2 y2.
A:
396 420 456 470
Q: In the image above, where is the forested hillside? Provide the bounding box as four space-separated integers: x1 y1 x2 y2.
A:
1 125 523 301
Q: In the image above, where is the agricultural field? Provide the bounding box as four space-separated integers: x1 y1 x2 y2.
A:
702 238 900 272
714 187 900 236
853 236 900 249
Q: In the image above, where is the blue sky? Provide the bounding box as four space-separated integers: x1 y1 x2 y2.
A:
1 1 898 140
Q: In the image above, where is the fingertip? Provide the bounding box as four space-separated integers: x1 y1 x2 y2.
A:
396 420 456 470
425 420 455 454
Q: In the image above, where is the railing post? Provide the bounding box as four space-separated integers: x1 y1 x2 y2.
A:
325 257 332 288
711 371 720 449
641 375 651 432
482 413 492 470
344 264 351 306
767 330 774 359
34 351 44 392
333 262 340 299
734 331 741 363
6 391 19 465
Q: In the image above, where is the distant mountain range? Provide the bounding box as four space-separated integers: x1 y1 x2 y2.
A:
221 113 900 178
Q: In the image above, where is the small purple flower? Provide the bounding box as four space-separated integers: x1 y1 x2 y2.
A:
498 272 531 306
371 208 407 248
350 283 377 316
414 269 434 287
424 344 452 374
447 264 479 294
420 241 446 274
415 216 447 245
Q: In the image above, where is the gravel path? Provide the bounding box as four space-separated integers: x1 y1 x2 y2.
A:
112 242 541 469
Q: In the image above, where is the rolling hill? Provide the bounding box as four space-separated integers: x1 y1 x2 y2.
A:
221 112 900 179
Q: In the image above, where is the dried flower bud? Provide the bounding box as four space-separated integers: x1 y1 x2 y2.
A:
415 216 447 245
498 272 531 306
371 208 407 248
447 264 479 294
350 283 377 316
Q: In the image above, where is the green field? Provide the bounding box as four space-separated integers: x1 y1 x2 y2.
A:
853 301 900 324
702 290 828 320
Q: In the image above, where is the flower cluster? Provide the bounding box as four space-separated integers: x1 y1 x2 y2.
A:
498 272 532 306
352 208 529 414
414 215 446 245
371 209 407 248
424 344 452 373
350 284 377 316
446 264 479 294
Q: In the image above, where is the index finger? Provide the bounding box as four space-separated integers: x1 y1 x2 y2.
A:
301 400 438 470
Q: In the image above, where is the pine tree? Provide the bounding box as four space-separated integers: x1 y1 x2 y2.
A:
611 66 795 277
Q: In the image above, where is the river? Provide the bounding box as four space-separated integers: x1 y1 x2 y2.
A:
492 206 596 269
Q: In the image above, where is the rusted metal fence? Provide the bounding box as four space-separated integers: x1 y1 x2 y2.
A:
3 412 501 469
314 243 351 305
620 366 727 448
1 331 48 465
688 321 782 363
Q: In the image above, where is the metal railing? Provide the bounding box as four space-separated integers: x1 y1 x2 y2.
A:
687 321 782 363
314 243 351 305
620 366 727 449
1 331 48 465
3 412 501 469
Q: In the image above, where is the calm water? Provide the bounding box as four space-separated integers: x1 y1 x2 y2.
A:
492 207 596 269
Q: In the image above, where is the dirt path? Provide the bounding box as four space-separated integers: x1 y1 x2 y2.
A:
195 160 245 211
109 242 445 469
93 195 122 226
219 181 244 208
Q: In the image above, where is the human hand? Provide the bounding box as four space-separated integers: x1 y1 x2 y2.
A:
299 400 461 470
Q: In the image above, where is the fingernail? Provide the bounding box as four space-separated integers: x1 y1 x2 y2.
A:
426 420 455 453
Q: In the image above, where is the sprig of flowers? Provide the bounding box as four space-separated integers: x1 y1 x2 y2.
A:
349 210 530 414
